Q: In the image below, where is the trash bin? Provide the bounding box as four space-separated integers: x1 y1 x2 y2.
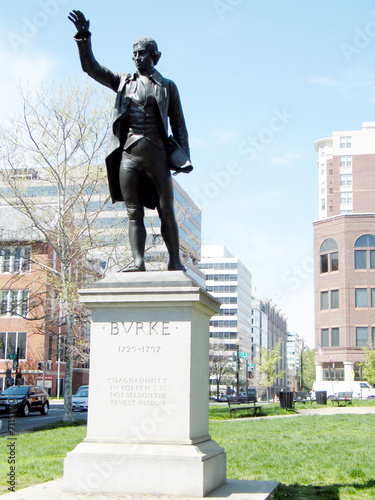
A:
279 391 294 409
315 390 327 405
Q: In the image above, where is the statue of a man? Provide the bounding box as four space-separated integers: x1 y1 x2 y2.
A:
68 10 192 272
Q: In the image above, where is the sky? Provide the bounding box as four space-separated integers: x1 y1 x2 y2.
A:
2 0 375 347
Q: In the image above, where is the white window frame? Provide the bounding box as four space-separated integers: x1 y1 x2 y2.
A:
0 290 29 317
0 246 31 274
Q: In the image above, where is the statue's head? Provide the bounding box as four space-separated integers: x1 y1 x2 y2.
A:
132 37 161 65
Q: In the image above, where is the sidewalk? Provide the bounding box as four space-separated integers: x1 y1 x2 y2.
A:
296 405 375 416
0 479 279 500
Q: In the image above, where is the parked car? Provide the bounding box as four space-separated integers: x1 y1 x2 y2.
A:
0 385 49 417
72 385 89 411
247 388 257 402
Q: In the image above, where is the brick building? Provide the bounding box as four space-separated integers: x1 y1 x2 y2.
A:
314 122 375 382
0 206 89 394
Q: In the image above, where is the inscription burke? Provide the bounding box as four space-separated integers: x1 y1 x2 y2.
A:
111 321 170 336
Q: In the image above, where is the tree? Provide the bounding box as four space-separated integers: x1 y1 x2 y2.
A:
301 347 316 391
209 341 234 398
0 80 127 421
360 347 375 386
255 341 285 401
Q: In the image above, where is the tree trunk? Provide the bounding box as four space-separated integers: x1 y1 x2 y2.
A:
63 312 74 422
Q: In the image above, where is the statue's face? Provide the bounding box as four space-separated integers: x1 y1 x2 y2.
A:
132 43 154 74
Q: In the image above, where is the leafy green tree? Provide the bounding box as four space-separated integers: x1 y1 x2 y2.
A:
255 340 285 401
360 347 375 386
301 347 316 391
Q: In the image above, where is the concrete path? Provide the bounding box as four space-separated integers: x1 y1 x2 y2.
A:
297 405 375 416
0 479 279 500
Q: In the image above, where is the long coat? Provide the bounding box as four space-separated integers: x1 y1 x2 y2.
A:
75 34 190 204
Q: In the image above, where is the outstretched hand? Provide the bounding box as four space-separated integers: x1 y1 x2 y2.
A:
68 10 90 34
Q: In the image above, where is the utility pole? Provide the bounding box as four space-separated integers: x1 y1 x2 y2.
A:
245 360 249 396
236 345 240 395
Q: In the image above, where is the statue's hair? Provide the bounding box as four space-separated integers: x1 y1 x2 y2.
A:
133 37 161 65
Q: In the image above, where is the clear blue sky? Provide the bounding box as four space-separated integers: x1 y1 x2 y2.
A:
2 0 375 347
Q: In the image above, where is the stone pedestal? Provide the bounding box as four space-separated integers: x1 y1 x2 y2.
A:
63 271 226 497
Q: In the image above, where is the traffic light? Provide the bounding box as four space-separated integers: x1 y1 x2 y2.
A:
37 362 43 371
5 368 13 388
249 371 253 379
15 368 23 385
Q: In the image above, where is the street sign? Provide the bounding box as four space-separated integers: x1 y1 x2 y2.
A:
7 354 17 360
250 363 256 368
239 352 249 358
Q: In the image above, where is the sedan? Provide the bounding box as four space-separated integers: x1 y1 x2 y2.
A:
0 385 49 417
72 385 89 411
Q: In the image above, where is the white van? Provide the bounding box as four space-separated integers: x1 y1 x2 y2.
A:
312 380 375 399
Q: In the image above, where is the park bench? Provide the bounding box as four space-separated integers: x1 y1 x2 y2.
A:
293 391 313 404
227 397 262 418
331 392 352 406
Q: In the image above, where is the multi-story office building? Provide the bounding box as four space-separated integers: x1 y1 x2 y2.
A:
0 170 202 282
314 122 375 382
250 300 267 368
199 245 252 378
251 299 288 393
286 332 304 390
200 246 288 395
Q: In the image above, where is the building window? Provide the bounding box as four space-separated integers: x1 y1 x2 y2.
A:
354 234 375 269
331 328 340 347
355 250 367 269
340 136 352 148
330 252 339 271
320 291 329 310
331 290 339 309
371 289 375 308
320 238 339 273
356 327 368 347
340 192 353 204
0 290 29 317
339 155 352 168
372 327 375 345
371 250 375 269
321 328 329 347
321 199 326 210
340 174 352 186
0 331 27 359
355 288 368 308
0 246 31 274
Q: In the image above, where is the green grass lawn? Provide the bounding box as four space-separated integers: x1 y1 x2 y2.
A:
0 421 86 495
209 407 375 499
1 405 375 498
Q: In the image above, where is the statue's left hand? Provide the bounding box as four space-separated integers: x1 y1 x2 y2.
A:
68 10 90 35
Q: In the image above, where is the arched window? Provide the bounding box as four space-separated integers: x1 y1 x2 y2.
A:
320 238 338 273
354 234 375 270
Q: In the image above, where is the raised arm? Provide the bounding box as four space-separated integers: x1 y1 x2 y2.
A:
68 10 90 39
68 10 121 92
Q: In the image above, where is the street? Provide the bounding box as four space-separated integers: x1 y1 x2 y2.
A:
0 402 87 435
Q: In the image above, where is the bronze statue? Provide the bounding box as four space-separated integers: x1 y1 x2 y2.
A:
68 10 192 272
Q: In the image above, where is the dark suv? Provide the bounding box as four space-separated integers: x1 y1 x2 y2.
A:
0 385 49 417
247 388 257 403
